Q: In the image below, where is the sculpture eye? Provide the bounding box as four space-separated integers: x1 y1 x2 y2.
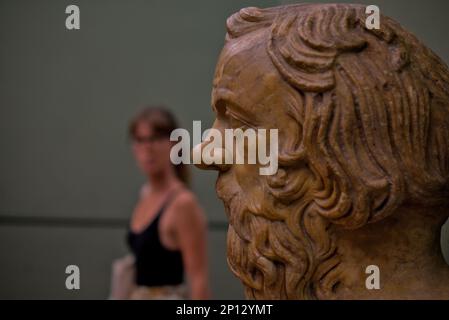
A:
215 99 227 117
226 110 250 129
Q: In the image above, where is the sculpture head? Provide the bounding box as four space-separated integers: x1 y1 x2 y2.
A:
197 3 449 299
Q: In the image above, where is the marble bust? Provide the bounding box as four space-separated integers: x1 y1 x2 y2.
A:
195 3 449 299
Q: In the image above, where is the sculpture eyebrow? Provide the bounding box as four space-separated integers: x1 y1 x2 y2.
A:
226 108 257 129
212 89 255 125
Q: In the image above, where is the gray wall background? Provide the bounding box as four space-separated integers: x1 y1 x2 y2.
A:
0 0 448 299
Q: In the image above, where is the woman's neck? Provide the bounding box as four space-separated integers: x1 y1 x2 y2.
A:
147 167 182 193
330 205 449 299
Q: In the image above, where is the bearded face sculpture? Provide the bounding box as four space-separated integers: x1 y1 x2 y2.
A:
195 3 449 299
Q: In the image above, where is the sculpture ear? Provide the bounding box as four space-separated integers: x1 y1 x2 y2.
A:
266 165 313 205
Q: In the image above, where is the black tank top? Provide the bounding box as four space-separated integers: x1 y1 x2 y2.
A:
127 190 184 286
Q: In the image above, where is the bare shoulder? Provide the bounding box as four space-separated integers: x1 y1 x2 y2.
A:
173 189 198 208
170 189 206 225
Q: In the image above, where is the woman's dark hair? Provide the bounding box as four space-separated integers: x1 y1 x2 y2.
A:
128 105 190 186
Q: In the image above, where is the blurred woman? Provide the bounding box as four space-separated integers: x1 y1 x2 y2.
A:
125 106 210 299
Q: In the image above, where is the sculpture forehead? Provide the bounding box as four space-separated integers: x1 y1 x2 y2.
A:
212 30 287 114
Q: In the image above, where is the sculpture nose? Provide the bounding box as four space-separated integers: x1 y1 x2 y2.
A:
192 141 231 172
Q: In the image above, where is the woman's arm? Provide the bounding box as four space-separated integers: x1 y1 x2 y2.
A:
173 192 211 299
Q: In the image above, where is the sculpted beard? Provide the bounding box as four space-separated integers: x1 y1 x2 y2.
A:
217 165 340 300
